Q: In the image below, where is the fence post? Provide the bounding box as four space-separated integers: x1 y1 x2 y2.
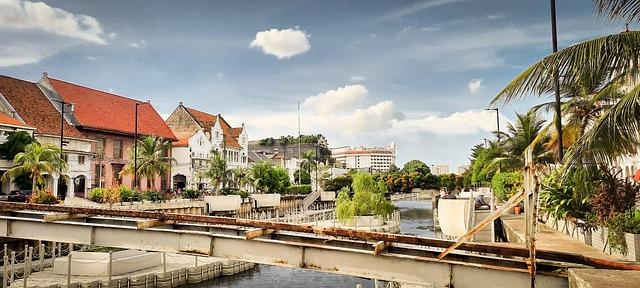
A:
3 255 7 288
66 252 72 288
195 256 198 268
52 241 56 261
3 244 6 259
22 245 28 288
39 243 44 271
58 242 62 258
10 251 15 282
163 252 166 274
107 251 112 286
28 247 33 275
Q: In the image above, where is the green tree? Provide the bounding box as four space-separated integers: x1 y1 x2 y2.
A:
204 150 231 190
249 161 291 194
232 167 251 189
402 160 430 175
300 150 316 175
439 173 457 192
294 169 311 185
1 143 68 191
336 173 393 221
0 131 36 160
279 135 290 159
122 136 175 188
494 110 551 169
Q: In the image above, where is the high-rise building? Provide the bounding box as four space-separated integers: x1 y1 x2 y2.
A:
331 142 396 172
433 164 450 176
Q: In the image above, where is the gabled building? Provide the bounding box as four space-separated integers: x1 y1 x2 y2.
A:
0 75 92 199
165 103 248 190
37 73 177 191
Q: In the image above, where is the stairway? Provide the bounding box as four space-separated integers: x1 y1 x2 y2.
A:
301 190 320 210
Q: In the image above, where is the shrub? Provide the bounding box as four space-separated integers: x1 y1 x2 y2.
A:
336 173 393 222
606 210 640 255
118 186 139 202
324 176 352 192
218 187 248 198
103 188 120 204
491 171 523 201
29 189 57 204
183 189 202 199
88 188 106 203
590 167 639 222
143 190 163 202
286 185 311 195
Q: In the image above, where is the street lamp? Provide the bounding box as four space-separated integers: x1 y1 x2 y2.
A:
133 100 151 189
550 0 563 161
485 108 500 142
51 99 74 162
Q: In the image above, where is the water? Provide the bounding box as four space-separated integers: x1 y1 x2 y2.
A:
190 199 433 287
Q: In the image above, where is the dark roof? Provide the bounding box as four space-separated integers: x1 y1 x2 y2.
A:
0 75 86 139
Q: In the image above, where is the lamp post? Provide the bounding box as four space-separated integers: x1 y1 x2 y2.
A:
51 99 74 162
485 108 500 142
550 0 563 161
133 100 150 189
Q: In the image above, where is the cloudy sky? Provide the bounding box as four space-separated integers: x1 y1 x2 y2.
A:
0 0 627 168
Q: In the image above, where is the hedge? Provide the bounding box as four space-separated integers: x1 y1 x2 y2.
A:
286 185 312 195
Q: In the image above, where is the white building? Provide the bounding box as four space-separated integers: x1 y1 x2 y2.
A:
433 164 450 176
166 103 248 190
456 164 470 175
331 142 396 172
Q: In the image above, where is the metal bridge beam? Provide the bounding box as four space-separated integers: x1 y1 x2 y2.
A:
0 214 567 288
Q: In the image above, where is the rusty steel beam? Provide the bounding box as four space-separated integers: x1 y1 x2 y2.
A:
0 202 638 271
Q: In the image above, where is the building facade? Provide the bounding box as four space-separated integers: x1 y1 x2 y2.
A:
432 164 450 176
38 73 177 192
331 142 396 172
165 103 248 190
0 75 93 199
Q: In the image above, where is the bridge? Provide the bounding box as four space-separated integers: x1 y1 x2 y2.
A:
0 202 637 288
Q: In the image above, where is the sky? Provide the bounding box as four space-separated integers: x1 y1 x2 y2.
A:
0 0 628 169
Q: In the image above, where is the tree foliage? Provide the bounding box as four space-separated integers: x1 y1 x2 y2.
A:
1 142 68 191
336 173 393 221
402 160 430 175
249 161 290 194
0 131 36 160
122 136 175 188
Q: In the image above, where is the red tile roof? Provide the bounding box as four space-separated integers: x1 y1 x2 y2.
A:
183 107 242 149
0 111 32 129
174 137 190 147
231 127 243 138
47 77 177 141
0 75 86 139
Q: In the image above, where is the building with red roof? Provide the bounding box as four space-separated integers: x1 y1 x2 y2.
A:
38 73 177 192
0 75 93 198
165 102 248 190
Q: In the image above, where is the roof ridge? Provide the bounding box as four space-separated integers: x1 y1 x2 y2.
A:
0 74 37 84
48 77 147 103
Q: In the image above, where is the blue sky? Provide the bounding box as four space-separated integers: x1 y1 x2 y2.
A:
0 0 627 168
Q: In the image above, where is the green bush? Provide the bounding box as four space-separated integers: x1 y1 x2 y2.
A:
324 176 352 192
336 172 393 222
218 187 248 198
142 190 164 202
491 171 523 201
183 189 202 199
286 185 311 195
29 189 58 204
606 210 640 255
119 186 142 202
88 188 106 203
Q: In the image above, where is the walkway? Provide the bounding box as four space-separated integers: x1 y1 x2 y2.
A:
501 215 621 261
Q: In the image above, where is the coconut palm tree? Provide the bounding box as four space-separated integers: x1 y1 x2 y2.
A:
232 167 251 190
204 150 231 190
594 0 640 23
495 110 551 167
122 136 175 188
1 142 68 191
300 150 316 174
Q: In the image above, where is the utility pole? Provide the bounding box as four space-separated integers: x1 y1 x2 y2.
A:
297 101 302 185
550 0 563 161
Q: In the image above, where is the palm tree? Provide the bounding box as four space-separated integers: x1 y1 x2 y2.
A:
490 2 640 167
250 161 272 193
494 110 550 168
232 167 251 190
300 150 316 174
122 136 175 188
204 150 231 190
279 136 290 160
1 142 68 191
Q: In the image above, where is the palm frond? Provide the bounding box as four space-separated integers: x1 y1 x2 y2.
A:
594 0 640 23
492 31 640 106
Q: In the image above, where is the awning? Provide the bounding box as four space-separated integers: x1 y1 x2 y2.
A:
634 169 640 181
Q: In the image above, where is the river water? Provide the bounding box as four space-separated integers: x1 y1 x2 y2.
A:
189 200 434 288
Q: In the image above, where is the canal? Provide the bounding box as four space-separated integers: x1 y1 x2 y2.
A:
189 199 434 288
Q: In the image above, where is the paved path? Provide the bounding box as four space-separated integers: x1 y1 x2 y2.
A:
501 215 621 260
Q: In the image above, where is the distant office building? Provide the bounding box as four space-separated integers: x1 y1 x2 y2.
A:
331 142 396 172
456 164 470 175
433 164 450 176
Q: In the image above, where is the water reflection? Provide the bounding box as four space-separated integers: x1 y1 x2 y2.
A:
396 200 435 237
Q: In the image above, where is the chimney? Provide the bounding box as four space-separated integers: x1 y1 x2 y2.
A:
42 71 49 78
179 101 183 106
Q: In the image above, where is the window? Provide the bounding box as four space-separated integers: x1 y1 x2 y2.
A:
61 153 68 163
113 140 122 159
78 155 85 165
96 138 106 155
94 164 104 188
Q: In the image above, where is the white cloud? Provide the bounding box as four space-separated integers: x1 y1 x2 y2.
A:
335 101 398 134
349 75 366 82
393 110 503 135
250 28 310 59
107 32 117 39
0 0 106 44
303 85 368 114
0 0 107 67
468 79 483 93
128 39 147 48
383 0 470 20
